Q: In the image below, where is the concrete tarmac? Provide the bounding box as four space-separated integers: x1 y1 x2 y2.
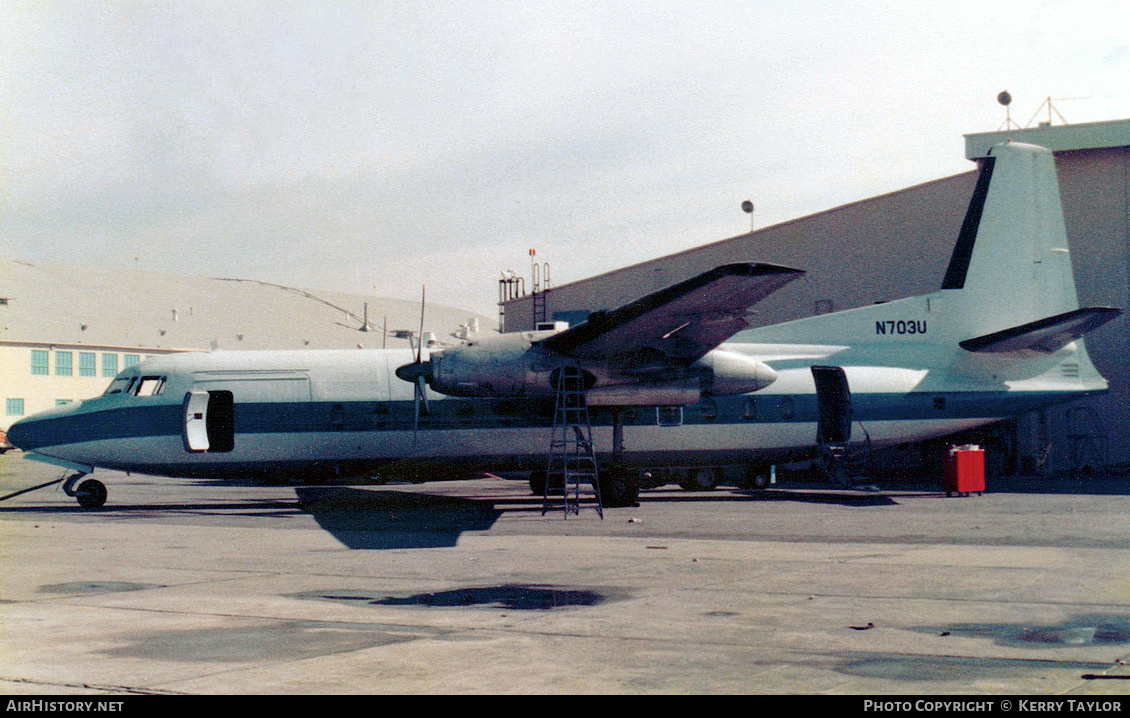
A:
2 452 1130 695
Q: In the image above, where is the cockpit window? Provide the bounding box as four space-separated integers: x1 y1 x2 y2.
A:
103 375 166 397
135 376 166 396
104 375 137 395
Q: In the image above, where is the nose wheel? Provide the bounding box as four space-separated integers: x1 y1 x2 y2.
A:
63 473 108 509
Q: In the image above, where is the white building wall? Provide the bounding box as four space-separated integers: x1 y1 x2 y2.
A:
1 343 181 430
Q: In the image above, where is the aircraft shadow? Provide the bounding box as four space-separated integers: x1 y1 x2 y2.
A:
294 486 504 550
0 484 503 550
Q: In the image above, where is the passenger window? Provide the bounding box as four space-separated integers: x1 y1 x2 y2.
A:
657 406 683 427
743 397 757 420
329 403 345 430
778 396 796 421
699 398 718 421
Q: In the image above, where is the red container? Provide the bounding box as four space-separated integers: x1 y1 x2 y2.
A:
944 446 985 496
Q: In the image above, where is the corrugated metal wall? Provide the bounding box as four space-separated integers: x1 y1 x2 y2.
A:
501 144 1130 474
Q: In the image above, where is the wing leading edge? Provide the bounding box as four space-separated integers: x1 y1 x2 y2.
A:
538 263 804 363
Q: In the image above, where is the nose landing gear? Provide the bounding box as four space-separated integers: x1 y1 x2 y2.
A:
0 467 107 509
63 473 107 509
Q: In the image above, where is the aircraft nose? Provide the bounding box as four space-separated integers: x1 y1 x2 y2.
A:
7 414 47 451
6 416 37 450
6 401 83 451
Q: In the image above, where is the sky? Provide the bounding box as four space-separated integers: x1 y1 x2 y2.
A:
3 1 1128 321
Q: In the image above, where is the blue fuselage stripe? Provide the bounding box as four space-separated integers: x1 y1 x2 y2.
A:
12 390 1092 450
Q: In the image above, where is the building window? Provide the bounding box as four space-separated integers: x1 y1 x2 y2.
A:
79 352 97 377
5 398 24 416
55 351 73 376
31 350 49 376
55 399 73 406
102 353 119 377
124 354 140 368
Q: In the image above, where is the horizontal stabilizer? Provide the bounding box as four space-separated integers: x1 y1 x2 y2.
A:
959 307 1121 354
540 263 803 362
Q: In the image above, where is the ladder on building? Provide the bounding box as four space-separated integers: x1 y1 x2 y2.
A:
543 363 603 518
532 288 548 327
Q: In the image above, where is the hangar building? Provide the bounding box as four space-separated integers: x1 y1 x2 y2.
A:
0 258 490 434
499 118 1130 476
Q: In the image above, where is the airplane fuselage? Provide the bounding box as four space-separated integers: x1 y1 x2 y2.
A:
8 337 1099 482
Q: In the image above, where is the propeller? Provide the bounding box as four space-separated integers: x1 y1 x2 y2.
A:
393 287 432 441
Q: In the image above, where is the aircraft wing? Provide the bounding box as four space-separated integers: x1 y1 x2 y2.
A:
538 263 804 364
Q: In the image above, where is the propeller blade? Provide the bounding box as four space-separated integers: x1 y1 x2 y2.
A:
403 286 427 450
416 286 426 364
413 378 420 436
417 374 430 415
412 371 429 449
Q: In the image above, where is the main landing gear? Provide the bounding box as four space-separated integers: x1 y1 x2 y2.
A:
63 472 107 509
528 469 640 509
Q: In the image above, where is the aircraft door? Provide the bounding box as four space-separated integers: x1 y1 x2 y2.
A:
811 366 852 445
183 390 235 453
184 391 210 451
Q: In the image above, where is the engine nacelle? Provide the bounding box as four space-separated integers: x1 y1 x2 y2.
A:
425 334 777 404
428 332 543 397
587 379 701 406
694 349 778 396
588 350 777 406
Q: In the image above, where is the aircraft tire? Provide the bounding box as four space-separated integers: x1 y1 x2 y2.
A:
600 470 639 508
679 467 720 491
826 459 851 488
529 471 565 496
75 479 107 509
529 471 546 495
738 468 770 490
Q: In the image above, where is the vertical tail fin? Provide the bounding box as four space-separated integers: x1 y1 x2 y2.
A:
743 140 1118 352
942 141 1082 337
